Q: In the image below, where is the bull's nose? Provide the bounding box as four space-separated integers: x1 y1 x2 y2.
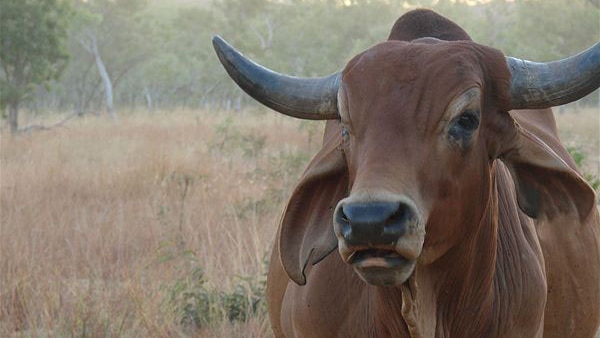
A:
336 201 415 246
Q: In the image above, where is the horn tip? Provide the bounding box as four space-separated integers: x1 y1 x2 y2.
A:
212 35 237 66
212 35 226 50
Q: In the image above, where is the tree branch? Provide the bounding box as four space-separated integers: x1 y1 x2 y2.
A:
19 111 88 133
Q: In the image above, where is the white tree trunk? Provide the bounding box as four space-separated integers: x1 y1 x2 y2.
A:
92 41 116 119
80 32 116 120
144 86 153 111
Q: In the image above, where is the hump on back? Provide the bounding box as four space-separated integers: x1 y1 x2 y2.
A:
388 9 471 42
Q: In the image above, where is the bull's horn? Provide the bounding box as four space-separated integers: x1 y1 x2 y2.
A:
212 35 340 120
507 42 600 109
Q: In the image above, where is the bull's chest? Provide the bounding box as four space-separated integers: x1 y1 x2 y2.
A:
281 251 410 337
278 235 546 338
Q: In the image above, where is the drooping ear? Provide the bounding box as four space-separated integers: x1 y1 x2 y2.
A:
278 121 348 285
501 109 595 221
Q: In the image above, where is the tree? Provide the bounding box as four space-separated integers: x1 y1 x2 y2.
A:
71 7 117 119
22 0 599 113
0 0 72 133
66 0 151 118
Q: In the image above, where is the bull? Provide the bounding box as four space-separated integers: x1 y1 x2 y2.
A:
213 9 600 337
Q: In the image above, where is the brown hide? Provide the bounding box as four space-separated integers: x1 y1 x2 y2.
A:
505 110 600 336
267 8 600 337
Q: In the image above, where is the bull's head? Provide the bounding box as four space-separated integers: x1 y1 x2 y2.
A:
214 10 599 286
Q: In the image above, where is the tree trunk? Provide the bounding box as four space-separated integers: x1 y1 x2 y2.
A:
144 86 153 111
8 101 19 134
81 32 116 120
92 42 116 120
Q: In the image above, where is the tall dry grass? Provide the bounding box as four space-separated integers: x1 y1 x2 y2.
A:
0 106 597 337
1 109 321 337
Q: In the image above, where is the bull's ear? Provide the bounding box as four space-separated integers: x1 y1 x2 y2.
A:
278 122 348 285
501 109 595 221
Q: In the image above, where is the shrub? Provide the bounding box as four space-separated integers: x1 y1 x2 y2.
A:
165 255 268 331
210 117 266 158
567 146 600 191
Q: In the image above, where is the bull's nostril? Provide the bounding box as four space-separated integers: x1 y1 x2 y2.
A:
336 208 352 239
384 204 411 236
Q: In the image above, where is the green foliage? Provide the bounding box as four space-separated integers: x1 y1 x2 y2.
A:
567 146 586 167
64 0 153 113
222 273 267 322
164 254 268 331
238 149 311 219
0 0 72 130
567 146 600 191
210 117 267 158
210 116 311 220
0 0 72 88
8 0 600 112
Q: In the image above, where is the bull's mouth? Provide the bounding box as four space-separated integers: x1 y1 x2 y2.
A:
348 249 408 268
347 249 416 286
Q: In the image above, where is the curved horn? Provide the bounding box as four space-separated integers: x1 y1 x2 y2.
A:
212 35 340 120
507 42 600 109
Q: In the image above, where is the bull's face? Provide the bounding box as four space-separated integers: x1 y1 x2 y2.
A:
213 13 599 286
333 41 494 285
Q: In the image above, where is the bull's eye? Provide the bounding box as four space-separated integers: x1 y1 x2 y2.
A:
341 127 350 140
456 111 479 130
449 110 480 145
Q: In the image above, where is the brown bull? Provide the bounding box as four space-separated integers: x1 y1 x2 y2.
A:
213 9 600 337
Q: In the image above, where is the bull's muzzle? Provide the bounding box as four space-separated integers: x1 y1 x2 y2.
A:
333 194 425 286
336 201 413 246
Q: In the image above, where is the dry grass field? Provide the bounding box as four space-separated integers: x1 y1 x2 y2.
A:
0 106 598 337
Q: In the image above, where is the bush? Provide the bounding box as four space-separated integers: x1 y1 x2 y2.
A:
165 256 268 332
210 117 266 159
567 146 600 191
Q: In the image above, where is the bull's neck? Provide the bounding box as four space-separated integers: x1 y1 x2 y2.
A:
372 168 500 337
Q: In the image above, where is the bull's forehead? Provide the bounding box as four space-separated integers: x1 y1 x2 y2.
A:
340 40 485 129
